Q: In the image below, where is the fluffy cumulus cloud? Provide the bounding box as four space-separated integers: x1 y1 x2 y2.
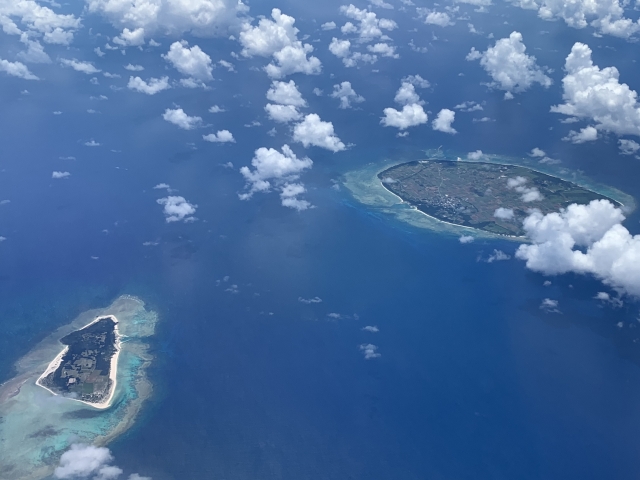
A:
203 130 235 142
382 104 428 129
422 10 454 27
516 199 640 297
113 27 145 46
265 104 302 123
85 0 248 37
381 80 428 130
507 176 543 202
239 144 313 209
52 171 71 179
339 4 397 43
292 114 346 151
466 32 552 95
494 207 515 220
157 196 197 222
551 43 640 137
266 80 307 107
330 81 364 109
280 183 311 211
0 59 38 80
0 2 80 45
563 125 598 143
359 343 381 359
432 109 457 134
162 108 202 129
239 9 321 78
328 37 377 67
54 443 149 480
265 80 306 122
367 42 398 58
619 139 640 155
509 0 640 38
127 76 170 94
60 58 101 74
163 41 213 82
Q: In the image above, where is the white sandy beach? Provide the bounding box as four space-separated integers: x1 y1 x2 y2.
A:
35 314 121 410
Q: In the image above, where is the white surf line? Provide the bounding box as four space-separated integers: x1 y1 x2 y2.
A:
35 315 121 409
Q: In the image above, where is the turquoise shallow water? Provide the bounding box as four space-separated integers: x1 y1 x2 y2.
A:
0 296 157 480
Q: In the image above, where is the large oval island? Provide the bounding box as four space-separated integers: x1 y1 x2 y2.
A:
379 160 620 237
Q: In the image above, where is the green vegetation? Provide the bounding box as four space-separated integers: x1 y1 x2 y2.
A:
379 160 617 236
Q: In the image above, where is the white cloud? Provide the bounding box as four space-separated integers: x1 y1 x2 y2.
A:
113 27 145 47
127 76 170 94
540 298 561 313
157 195 197 222
619 139 640 155
321 21 337 30
459 235 475 243
362 325 379 332
367 42 398 58
339 4 397 42
551 43 640 137
423 11 454 27
239 144 312 199
402 74 430 88
209 105 225 113
293 114 346 152
359 343 381 359
299 296 322 303
60 58 101 74
594 291 623 307
466 32 552 94
162 108 202 129
516 199 640 297
0 2 79 45
265 104 302 123
487 249 511 262
507 176 543 202
266 80 306 107
85 0 247 37
371 0 394 8
494 207 515 220
508 0 640 38
432 108 457 134
394 82 422 105
18 35 51 64
124 64 144 71
529 147 546 157
203 130 235 143
381 104 428 129
163 40 213 82
54 444 123 480
467 150 486 160
0 59 38 80
562 126 598 143
454 101 483 112
52 171 70 179
331 81 364 109
85 139 101 147
328 37 377 67
280 182 311 211
239 9 321 78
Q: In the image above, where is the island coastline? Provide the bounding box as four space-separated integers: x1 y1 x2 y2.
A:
35 314 122 410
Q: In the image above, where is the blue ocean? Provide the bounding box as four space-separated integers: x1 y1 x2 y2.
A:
2 0 640 478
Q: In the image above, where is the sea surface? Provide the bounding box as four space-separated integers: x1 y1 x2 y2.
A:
3 6 640 475
2 137 640 479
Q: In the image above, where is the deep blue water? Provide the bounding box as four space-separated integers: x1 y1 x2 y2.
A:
2 1 640 478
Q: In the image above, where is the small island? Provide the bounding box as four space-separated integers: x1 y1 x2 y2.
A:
36 315 121 409
378 160 618 236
